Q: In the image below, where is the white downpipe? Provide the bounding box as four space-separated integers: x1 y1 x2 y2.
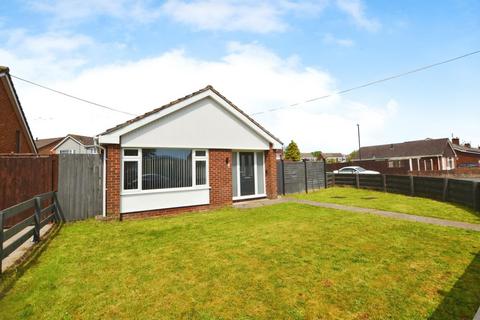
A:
95 138 107 217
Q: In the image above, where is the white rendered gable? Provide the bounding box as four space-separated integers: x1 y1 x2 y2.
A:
121 97 270 150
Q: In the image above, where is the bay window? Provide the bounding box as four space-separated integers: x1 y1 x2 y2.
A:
122 148 208 192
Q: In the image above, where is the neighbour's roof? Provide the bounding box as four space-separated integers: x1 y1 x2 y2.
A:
358 138 452 159
67 134 94 146
301 153 314 158
0 66 38 154
35 137 63 149
323 152 344 158
99 85 283 145
452 144 480 155
37 134 95 150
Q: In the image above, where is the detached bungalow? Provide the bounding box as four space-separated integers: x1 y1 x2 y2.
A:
357 138 456 171
98 86 282 217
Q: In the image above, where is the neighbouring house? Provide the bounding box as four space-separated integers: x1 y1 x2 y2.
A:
356 138 457 171
301 153 316 161
451 137 480 167
0 66 37 154
322 152 346 163
97 85 282 217
36 134 99 155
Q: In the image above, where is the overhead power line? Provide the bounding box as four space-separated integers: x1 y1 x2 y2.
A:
10 74 138 117
251 49 480 115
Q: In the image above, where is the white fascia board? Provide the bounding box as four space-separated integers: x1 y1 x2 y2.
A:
98 89 282 149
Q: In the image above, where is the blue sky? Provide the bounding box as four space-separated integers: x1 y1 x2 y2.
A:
1 0 479 152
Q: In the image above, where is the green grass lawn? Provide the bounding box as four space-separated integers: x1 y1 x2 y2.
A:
1 203 479 319
291 187 480 224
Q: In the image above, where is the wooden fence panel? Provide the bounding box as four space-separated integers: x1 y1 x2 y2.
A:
358 174 383 191
0 155 55 227
57 154 103 221
386 175 411 195
447 179 476 208
413 176 445 201
283 162 306 194
333 174 356 187
277 160 326 194
306 161 325 191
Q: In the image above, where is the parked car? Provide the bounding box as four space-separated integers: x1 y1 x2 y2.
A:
333 166 380 174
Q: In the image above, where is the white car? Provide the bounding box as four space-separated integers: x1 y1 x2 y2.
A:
333 166 380 175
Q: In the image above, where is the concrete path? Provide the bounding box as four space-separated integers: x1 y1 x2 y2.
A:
2 224 53 273
234 197 480 232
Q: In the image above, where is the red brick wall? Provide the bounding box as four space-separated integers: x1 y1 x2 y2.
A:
0 79 34 154
209 149 232 207
456 150 480 167
105 144 121 216
265 145 278 199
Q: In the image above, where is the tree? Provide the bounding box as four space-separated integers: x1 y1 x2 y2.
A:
311 151 323 161
285 140 301 161
347 150 359 162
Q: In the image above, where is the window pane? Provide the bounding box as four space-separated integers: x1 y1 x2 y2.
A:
195 150 206 157
196 160 206 185
142 149 192 190
124 149 138 156
124 161 138 190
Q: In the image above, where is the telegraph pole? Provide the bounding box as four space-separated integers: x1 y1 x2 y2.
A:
357 124 361 160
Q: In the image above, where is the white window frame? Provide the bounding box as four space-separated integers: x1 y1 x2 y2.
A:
121 148 209 195
59 149 75 154
121 148 141 193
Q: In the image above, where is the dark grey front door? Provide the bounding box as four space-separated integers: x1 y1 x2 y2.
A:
240 152 255 196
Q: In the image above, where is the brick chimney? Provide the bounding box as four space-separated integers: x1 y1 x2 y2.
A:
464 143 471 148
451 137 460 145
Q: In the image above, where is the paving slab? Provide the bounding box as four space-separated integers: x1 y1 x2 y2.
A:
234 197 480 232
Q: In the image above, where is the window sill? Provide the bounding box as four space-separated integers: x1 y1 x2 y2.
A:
121 185 210 196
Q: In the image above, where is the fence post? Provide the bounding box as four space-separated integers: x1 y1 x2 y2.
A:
33 197 41 243
442 178 449 201
410 175 415 196
355 174 360 188
303 159 308 193
473 182 479 212
0 211 3 273
281 159 286 195
382 174 387 192
323 160 327 189
53 192 66 222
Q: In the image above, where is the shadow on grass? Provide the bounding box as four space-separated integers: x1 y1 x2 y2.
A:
0 223 62 299
429 250 480 320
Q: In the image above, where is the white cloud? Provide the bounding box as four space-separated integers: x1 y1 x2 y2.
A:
7 41 397 153
26 0 163 24
335 0 380 32
323 33 354 47
161 0 327 33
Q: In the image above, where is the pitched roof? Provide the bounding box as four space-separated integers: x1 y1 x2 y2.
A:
35 137 63 149
67 134 94 146
323 152 344 158
0 66 38 154
37 134 95 151
99 85 282 145
358 138 452 159
452 143 480 155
